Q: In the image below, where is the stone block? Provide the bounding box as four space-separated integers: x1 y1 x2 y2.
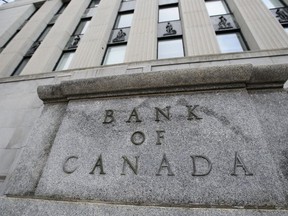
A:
0 128 15 149
249 89 288 195
0 197 288 216
34 90 286 207
0 149 18 176
4 103 67 196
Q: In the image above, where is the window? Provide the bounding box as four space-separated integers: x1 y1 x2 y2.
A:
262 0 284 9
285 26 288 33
216 33 246 53
158 38 184 59
11 2 68 76
88 0 100 8
74 19 91 35
159 6 180 22
103 45 127 65
261 0 288 31
11 57 30 76
54 19 91 71
55 52 75 71
0 0 14 5
205 0 229 16
115 13 133 28
205 0 248 53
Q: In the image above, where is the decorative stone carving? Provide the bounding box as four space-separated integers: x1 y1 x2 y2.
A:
113 29 126 42
164 22 177 36
71 35 81 47
276 8 288 23
218 16 232 30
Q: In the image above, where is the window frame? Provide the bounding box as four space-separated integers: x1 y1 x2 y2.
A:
102 44 127 65
216 31 249 53
157 36 185 59
53 51 76 71
158 4 180 23
261 0 285 9
205 0 230 16
114 11 134 29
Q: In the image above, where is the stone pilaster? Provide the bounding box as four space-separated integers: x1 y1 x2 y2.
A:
180 0 220 56
21 0 91 75
0 0 62 77
69 0 121 69
0 4 35 47
227 0 288 50
124 0 158 62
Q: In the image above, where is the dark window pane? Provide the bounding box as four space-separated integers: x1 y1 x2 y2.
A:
11 57 30 76
74 20 91 35
38 25 52 41
88 0 100 8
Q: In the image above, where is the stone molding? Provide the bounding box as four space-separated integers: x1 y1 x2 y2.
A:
37 64 288 103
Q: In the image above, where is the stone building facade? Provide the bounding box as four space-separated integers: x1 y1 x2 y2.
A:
0 0 288 215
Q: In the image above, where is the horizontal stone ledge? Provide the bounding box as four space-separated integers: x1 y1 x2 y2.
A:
37 64 288 102
1 197 288 216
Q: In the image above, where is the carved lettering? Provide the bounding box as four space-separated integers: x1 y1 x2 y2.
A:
190 155 212 176
126 108 142 123
155 106 171 122
187 105 202 120
89 154 106 175
121 156 139 175
231 152 253 176
156 130 165 145
131 131 145 145
156 154 175 176
103 110 115 124
63 156 79 174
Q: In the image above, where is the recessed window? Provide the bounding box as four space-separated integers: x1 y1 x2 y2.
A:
88 0 100 8
205 0 229 16
159 6 180 22
216 33 246 53
261 0 284 9
158 38 184 59
115 13 133 28
103 45 127 65
11 57 30 76
75 19 91 35
55 52 75 71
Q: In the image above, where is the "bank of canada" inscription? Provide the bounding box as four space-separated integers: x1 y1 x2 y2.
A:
62 105 253 178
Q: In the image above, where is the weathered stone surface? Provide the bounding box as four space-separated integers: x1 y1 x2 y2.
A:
34 89 286 207
0 197 288 216
37 64 288 102
4 103 67 196
249 89 288 198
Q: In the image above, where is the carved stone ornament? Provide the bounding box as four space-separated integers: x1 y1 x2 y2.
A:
164 22 177 36
218 16 233 30
113 29 126 42
70 35 81 48
276 8 288 23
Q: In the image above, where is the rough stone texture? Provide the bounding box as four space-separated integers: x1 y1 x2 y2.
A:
37 64 288 102
0 78 54 187
4 103 67 196
0 197 288 216
33 89 286 207
249 89 288 199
